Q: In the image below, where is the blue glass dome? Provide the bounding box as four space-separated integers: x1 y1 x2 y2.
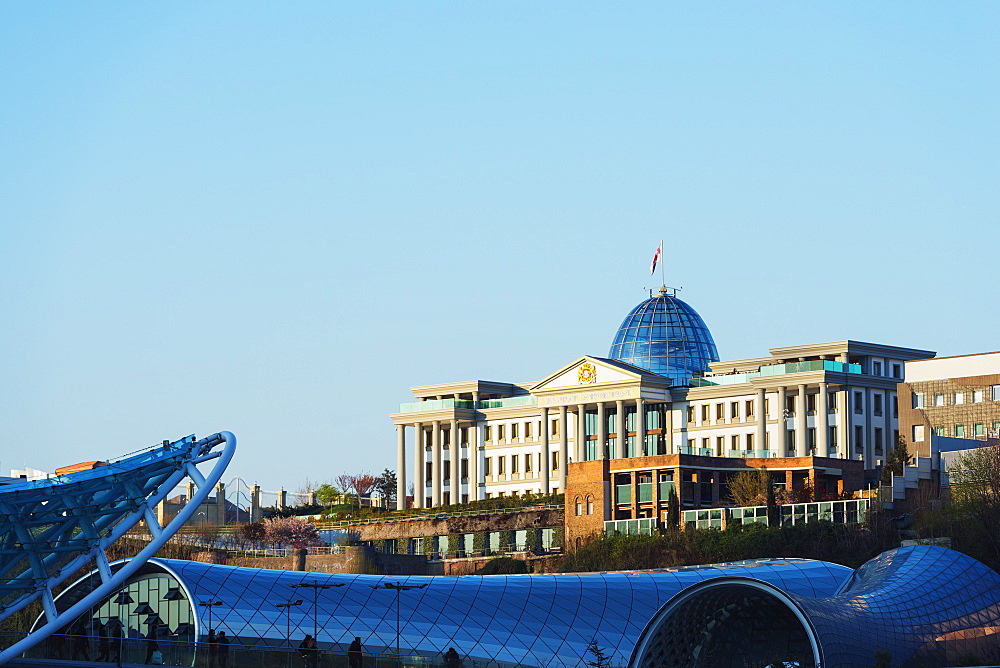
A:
608 286 720 385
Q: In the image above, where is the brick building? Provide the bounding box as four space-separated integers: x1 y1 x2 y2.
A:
897 351 1000 457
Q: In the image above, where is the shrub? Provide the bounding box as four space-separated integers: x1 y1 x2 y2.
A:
472 531 488 554
475 557 528 575
498 530 514 552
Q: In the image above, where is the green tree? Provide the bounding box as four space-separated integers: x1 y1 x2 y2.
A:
475 556 528 575
372 469 398 507
665 487 680 531
728 467 772 507
880 435 911 484
946 443 1000 566
314 484 341 507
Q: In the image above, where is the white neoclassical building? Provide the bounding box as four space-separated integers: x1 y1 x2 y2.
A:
390 288 934 509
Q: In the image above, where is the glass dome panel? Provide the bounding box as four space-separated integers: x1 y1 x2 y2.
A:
609 288 719 385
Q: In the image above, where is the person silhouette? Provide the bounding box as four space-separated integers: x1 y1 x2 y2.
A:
348 636 363 668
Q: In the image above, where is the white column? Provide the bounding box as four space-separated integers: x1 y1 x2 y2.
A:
558 405 568 491
468 423 479 502
839 386 851 459
597 402 607 460
616 399 627 459
817 383 829 456
541 407 550 494
636 398 646 456
413 422 424 509
665 403 674 454
796 384 808 457
396 425 407 510
450 419 461 505
431 420 442 507
755 388 766 456
777 386 788 455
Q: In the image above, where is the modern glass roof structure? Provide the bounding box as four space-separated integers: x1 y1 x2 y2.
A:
0 431 235 665
51 557 850 667
608 286 720 385
630 545 1000 668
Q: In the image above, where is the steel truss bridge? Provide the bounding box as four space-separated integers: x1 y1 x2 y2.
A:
0 431 235 665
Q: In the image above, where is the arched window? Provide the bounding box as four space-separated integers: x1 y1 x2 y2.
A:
586 495 594 515
575 496 583 516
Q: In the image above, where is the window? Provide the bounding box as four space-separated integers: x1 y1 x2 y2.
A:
873 394 883 417
485 493 492 500
874 428 883 453
575 497 582 516
829 393 837 411
913 393 924 409
552 451 559 471
524 421 532 438
892 396 898 418
484 457 493 476
873 361 882 376
460 427 468 445
586 496 594 515
892 363 902 378
806 393 816 413
745 400 754 418
953 392 965 405
955 425 965 438
716 403 725 420
731 434 740 451
687 406 695 422
934 426 945 436
498 457 506 475
687 439 695 450
730 403 739 419
854 392 864 414
498 424 506 440
974 423 985 437
715 436 725 455
525 453 532 472
786 396 796 415
765 398 771 416
993 386 1000 401
511 423 519 439
700 405 709 422
973 390 984 403
746 433 754 450
934 393 945 407
426 462 432 482
485 426 493 441
511 455 519 474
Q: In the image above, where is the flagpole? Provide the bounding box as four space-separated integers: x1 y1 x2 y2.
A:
659 238 665 289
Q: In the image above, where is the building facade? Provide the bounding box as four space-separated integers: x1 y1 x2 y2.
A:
897 351 1000 457
390 288 933 510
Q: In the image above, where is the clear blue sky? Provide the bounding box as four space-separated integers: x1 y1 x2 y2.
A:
2 3 998 493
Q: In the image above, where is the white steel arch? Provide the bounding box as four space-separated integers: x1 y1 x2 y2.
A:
0 431 236 665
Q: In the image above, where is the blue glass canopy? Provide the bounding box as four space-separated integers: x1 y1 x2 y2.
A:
608 287 720 384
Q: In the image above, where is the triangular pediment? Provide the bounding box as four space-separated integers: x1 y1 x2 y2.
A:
531 356 659 393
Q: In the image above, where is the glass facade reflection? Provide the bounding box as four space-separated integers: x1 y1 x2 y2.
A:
54 557 849 667
632 546 1000 668
608 287 719 385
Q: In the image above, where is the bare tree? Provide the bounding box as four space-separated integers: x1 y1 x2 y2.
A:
335 473 378 507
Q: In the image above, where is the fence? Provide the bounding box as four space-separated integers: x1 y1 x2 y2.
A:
4 633 525 668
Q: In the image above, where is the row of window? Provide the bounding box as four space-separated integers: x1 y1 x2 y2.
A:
685 425 897 455
686 392 897 423
483 452 560 476
912 387 1000 408
913 422 1000 441
484 420 560 442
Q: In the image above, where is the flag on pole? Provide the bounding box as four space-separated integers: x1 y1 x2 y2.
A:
650 241 662 275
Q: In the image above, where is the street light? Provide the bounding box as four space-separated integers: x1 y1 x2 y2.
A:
197 600 225 635
368 582 428 660
290 583 345 644
274 599 303 667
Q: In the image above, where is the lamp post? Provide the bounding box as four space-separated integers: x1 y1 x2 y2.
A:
290 583 344 644
274 599 303 668
368 582 428 661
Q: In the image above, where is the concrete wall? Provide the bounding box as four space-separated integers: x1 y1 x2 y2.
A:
224 546 442 575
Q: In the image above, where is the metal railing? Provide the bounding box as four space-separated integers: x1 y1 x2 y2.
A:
3 633 524 667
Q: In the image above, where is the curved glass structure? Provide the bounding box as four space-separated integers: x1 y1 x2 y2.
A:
608 287 719 385
0 431 236 665
47 557 849 667
631 546 1000 668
